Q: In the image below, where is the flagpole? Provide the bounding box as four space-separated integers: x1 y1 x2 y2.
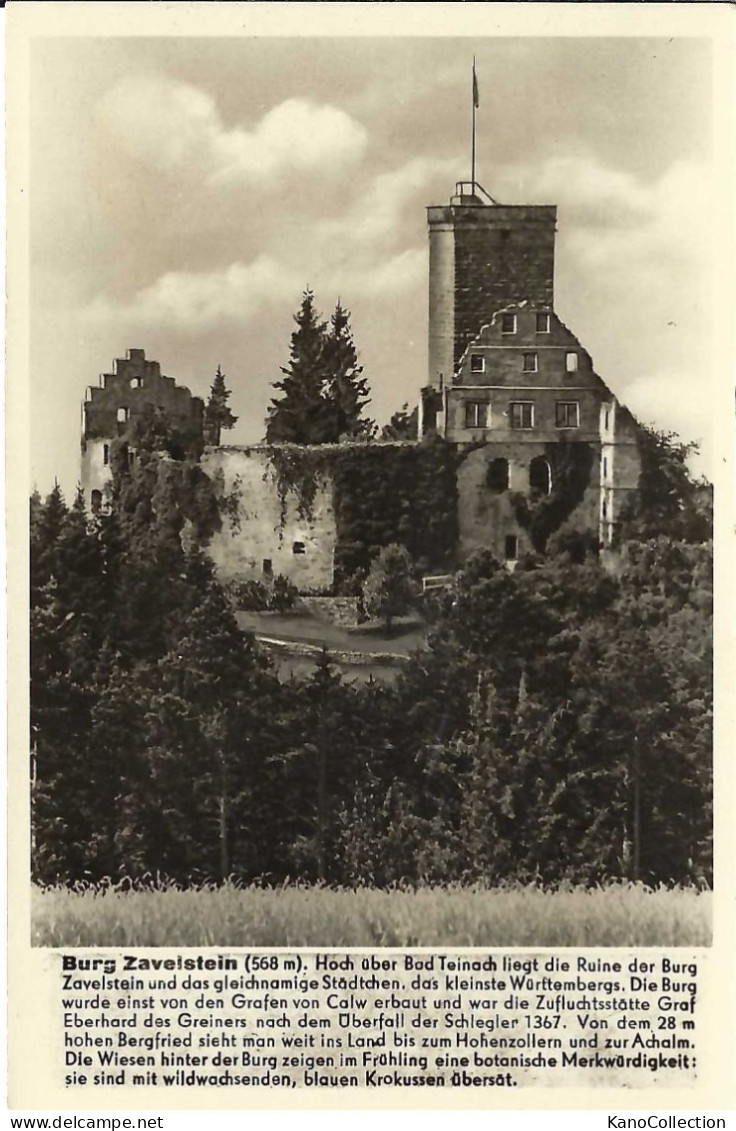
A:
471 57 477 193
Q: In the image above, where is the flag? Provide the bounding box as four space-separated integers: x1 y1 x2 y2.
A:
473 60 479 108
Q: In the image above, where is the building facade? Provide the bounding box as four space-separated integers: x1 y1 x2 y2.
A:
421 183 640 559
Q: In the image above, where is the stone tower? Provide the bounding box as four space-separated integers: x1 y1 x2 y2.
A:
426 182 557 410
421 181 640 558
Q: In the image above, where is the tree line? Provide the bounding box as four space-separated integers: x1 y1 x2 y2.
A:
30 429 712 889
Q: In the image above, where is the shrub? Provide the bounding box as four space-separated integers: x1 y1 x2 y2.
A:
225 579 269 611
267 574 298 613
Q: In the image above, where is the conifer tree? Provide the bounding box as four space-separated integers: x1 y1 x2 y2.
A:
31 483 68 603
323 301 375 440
204 365 238 446
266 290 330 444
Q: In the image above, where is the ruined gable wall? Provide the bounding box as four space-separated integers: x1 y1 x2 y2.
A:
451 206 556 371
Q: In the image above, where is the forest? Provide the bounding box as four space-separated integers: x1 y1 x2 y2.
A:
30 413 713 892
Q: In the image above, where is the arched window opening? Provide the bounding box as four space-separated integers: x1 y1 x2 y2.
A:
90 489 102 514
529 456 552 496
487 457 509 493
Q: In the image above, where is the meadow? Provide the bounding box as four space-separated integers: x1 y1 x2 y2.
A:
32 882 711 948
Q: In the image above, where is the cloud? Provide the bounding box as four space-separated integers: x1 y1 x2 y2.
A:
495 153 711 274
317 156 457 247
325 249 428 300
498 156 651 229
83 256 299 333
99 75 368 184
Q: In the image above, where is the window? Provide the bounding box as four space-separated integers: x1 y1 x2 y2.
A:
510 401 534 429
604 407 611 432
536 313 551 334
565 352 578 373
465 401 488 429
523 353 538 373
501 313 517 335
504 535 518 561
292 541 306 555
262 559 273 576
487 458 509 493
103 443 110 465
602 456 608 479
556 401 580 429
602 498 608 519
117 406 130 423
90 489 102 514
470 353 485 374
530 456 552 496
130 377 142 389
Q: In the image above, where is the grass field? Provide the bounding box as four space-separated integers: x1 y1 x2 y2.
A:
32 882 711 948
235 609 426 682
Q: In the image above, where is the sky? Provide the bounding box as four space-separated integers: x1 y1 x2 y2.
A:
27 34 715 496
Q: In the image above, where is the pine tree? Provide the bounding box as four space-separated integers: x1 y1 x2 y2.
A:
31 483 68 604
204 365 238 446
323 301 375 440
266 290 330 444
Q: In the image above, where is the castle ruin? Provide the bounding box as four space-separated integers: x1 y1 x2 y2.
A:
81 181 642 585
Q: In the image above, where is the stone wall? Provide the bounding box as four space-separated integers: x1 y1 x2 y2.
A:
453 207 557 371
201 432 620 590
202 446 337 590
456 441 601 563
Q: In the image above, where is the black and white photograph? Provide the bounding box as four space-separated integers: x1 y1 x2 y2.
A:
8 1 734 1112
25 26 717 945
